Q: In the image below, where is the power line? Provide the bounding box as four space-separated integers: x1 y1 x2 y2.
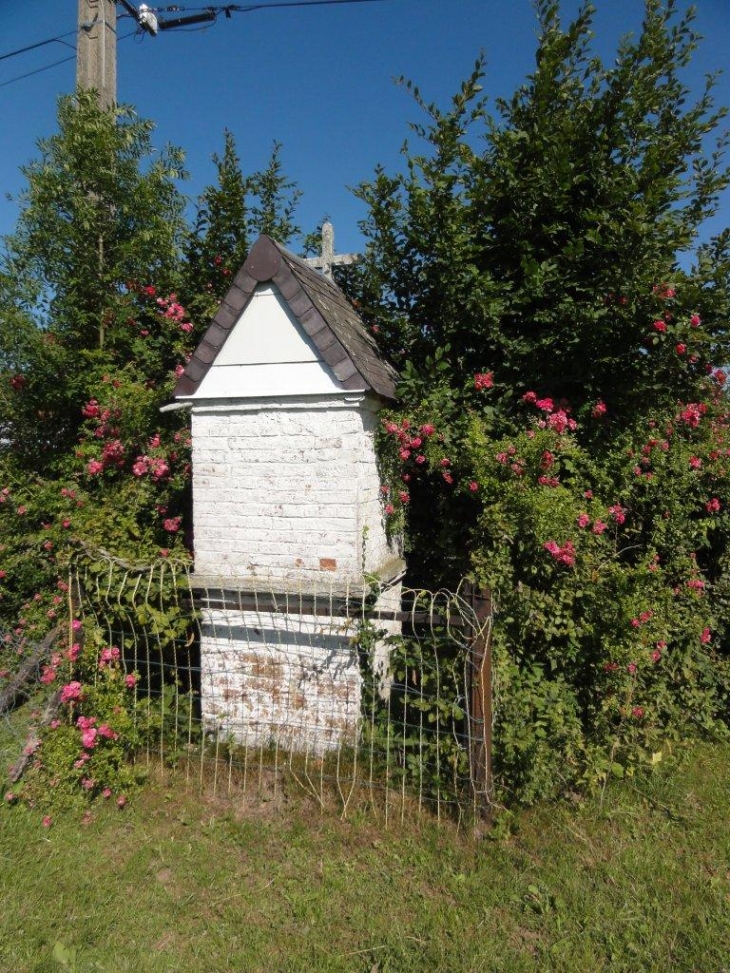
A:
0 29 78 64
170 1 388 10
0 31 138 92
0 0 391 91
0 0 388 66
123 0 390 33
0 53 76 90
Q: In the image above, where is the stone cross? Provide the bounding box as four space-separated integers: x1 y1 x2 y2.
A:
305 221 359 280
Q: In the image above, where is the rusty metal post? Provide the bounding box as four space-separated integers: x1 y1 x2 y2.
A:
465 583 493 818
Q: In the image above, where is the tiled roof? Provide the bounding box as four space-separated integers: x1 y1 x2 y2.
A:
173 235 398 401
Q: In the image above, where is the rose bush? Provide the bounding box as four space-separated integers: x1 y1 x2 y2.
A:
354 2 730 801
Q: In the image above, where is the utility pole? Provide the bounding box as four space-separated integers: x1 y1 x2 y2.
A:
76 0 117 108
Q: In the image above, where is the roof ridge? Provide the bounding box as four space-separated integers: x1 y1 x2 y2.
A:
173 234 397 402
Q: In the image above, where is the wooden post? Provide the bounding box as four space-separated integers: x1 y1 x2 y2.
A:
465 583 493 817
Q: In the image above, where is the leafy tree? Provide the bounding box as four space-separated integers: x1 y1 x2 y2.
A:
182 135 301 320
0 91 189 471
351 0 730 799
0 93 309 812
353 0 730 424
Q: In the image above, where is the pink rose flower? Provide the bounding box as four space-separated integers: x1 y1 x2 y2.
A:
81 727 98 749
60 681 83 704
474 372 494 390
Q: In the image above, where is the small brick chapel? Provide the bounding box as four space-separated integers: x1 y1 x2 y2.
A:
172 234 403 754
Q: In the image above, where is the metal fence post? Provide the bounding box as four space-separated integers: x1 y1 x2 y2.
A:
465 583 493 818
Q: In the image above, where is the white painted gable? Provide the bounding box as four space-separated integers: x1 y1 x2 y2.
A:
192 283 347 399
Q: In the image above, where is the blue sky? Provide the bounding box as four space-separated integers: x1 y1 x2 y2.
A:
1 0 729 257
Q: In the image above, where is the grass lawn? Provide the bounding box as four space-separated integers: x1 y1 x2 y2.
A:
1 741 729 973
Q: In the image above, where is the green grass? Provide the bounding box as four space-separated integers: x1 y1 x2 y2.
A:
1 742 729 973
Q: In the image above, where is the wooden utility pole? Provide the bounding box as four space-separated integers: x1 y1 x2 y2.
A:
76 0 117 108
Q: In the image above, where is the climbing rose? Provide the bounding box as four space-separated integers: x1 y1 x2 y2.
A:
81 399 100 418
547 410 577 433
678 403 704 427
474 372 494 390
653 320 667 333
81 727 98 749
60 681 83 703
99 646 120 667
543 540 576 567
591 400 607 418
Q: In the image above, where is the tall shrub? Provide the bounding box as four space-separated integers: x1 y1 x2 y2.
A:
349 0 730 800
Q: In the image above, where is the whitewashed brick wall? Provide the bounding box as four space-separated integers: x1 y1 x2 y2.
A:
200 607 362 756
191 394 400 586
190 391 403 754
199 581 401 756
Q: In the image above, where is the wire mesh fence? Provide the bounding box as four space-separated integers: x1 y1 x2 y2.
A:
3 546 494 823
